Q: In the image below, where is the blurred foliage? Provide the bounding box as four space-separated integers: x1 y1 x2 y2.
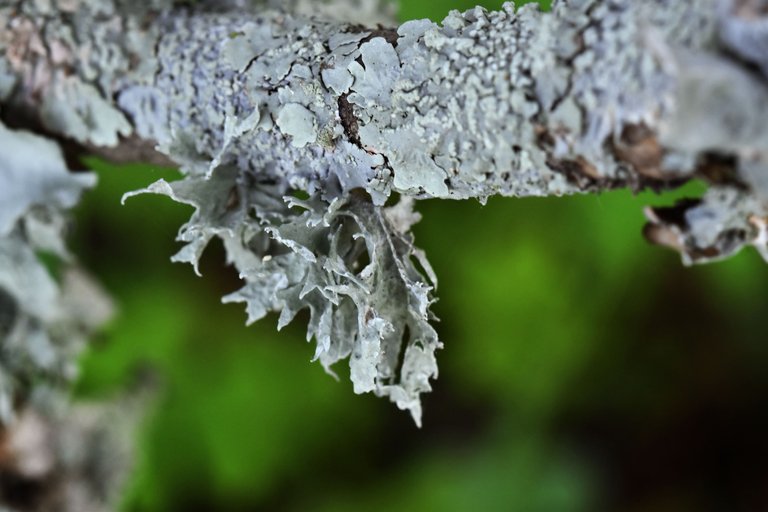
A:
69 1 768 511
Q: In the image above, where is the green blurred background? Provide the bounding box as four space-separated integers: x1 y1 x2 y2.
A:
71 1 768 511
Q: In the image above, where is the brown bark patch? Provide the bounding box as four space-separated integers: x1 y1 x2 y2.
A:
612 123 665 180
338 93 361 147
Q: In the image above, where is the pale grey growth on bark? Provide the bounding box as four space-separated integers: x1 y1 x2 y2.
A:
123 172 440 423
2 0 768 423
203 0 398 25
0 122 94 234
0 127 118 504
0 120 112 426
718 0 768 78
645 186 768 265
292 0 396 25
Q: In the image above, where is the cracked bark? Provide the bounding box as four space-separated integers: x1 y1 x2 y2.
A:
1 0 768 427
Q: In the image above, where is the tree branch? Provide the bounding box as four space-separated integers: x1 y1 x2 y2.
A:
1 0 767 423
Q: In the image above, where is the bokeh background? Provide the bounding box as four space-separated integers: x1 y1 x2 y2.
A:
70 1 768 510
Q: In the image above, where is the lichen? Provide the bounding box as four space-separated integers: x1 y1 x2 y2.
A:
96 0 768 421
718 0 768 79
0 122 111 425
3 0 768 423
276 103 318 147
125 169 440 425
645 186 768 265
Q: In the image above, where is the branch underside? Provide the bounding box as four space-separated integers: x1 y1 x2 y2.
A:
1 0 767 425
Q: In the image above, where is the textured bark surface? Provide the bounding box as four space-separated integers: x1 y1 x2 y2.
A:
1 0 768 427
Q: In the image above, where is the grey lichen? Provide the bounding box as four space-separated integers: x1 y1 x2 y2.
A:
0 121 111 426
0 122 95 234
2 0 768 423
645 186 768 265
275 103 318 148
40 78 132 147
124 170 440 424
0 118 120 509
718 0 768 79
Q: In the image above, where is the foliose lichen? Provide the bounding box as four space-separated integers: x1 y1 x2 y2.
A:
2 0 767 423
0 121 111 425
